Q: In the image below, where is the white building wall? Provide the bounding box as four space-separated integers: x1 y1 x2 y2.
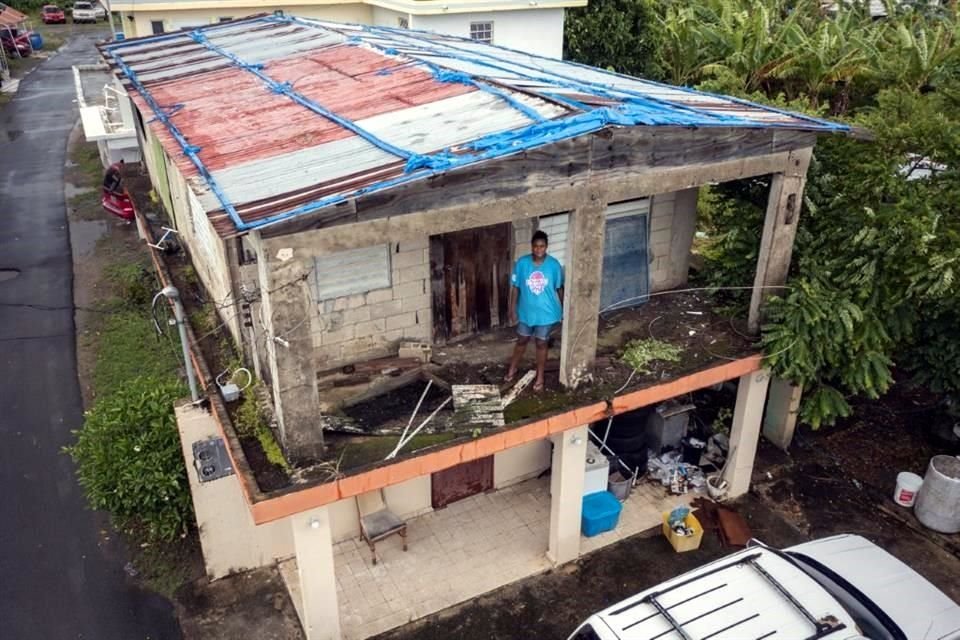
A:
371 5 408 27
494 439 551 489
328 475 433 542
128 3 372 37
412 8 565 58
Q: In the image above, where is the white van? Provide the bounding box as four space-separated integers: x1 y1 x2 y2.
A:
569 534 960 640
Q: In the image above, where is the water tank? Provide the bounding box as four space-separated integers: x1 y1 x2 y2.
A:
914 455 960 534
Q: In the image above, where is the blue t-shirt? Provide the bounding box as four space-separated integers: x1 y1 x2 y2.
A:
511 254 564 327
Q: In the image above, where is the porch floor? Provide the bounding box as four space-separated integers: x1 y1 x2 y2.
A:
279 476 696 640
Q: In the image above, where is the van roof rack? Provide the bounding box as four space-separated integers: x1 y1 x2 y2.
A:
609 551 846 640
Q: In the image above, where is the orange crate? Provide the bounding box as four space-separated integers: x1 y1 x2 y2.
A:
661 512 704 553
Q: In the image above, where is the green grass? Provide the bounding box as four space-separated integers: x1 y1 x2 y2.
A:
336 433 457 469
69 141 104 185
67 190 103 220
93 309 181 398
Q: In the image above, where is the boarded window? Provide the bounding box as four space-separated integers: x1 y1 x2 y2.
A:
397 16 409 29
537 212 569 269
314 245 391 300
469 21 493 43
150 20 164 34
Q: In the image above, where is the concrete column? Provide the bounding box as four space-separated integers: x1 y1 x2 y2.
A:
763 378 802 451
254 233 325 463
559 193 606 388
547 424 588 565
724 370 771 498
748 148 812 334
290 506 341 640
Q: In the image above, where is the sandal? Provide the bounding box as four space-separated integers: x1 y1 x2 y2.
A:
504 371 516 384
533 380 544 393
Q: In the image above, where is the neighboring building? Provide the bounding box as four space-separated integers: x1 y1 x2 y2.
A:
73 63 140 167
111 0 583 58
101 16 846 640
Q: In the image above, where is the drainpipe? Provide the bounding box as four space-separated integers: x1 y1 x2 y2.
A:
159 285 200 402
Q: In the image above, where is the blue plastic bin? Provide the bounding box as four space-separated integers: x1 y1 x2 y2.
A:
581 491 623 537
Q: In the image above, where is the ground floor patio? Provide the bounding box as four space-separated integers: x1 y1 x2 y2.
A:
280 475 695 640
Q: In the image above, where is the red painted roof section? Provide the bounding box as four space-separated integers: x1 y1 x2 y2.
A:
144 45 474 174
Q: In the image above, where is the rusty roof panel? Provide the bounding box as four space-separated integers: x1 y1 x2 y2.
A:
102 15 847 237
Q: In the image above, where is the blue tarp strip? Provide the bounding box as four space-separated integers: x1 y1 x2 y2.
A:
106 15 849 233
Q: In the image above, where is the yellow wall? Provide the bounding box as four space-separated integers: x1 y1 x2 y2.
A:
125 3 370 37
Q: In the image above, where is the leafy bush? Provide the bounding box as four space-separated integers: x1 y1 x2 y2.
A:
66 378 192 543
234 383 290 471
621 338 683 374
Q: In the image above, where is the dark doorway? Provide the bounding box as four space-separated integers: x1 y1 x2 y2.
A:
431 457 494 508
429 222 512 343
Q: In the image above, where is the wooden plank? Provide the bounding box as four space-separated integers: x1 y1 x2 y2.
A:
429 236 448 344
451 384 505 428
748 147 813 333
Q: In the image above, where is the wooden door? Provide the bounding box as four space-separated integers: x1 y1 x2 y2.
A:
430 223 512 344
431 457 494 508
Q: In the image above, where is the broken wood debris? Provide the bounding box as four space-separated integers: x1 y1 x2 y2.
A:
452 384 505 428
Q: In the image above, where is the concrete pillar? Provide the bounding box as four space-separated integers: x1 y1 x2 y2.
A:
559 193 606 388
763 378 802 451
748 148 812 334
547 424 588 565
290 506 341 640
724 370 771 498
254 233 325 462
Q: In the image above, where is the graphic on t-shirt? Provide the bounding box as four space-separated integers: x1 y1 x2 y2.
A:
526 271 548 295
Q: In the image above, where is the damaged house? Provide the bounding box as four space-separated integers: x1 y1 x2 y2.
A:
100 15 847 640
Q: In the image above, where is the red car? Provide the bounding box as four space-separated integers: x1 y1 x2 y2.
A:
0 29 31 57
41 4 66 24
102 162 135 221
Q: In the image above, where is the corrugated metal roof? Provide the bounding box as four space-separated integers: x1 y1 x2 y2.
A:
101 15 848 237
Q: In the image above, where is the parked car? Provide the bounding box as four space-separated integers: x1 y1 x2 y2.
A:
101 162 134 221
71 1 105 23
41 4 66 23
0 29 32 57
568 534 960 640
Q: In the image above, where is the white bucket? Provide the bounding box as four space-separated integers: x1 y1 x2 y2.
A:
894 472 923 507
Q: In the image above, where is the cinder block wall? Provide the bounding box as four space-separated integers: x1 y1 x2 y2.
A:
649 188 699 292
310 238 432 369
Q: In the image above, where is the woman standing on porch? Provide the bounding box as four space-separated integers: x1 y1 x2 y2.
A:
505 230 564 392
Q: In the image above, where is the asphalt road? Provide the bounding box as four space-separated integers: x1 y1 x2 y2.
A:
0 36 182 639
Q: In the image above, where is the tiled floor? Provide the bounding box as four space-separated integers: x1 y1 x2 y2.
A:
280 476 695 640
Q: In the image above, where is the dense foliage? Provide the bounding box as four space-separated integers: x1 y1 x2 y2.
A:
566 0 960 427
66 379 191 542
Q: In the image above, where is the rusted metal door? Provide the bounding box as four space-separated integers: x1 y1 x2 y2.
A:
431 456 494 508
429 223 512 343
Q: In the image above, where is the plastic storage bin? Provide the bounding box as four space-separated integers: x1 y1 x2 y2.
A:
661 512 704 552
581 491 623 537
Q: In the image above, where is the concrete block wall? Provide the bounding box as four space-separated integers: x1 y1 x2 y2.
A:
649 188 699 292
513 217 535 263
310 238 432 369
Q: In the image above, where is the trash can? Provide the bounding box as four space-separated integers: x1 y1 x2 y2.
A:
608 472 632 502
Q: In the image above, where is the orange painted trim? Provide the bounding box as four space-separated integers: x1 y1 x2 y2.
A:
248 354 765 525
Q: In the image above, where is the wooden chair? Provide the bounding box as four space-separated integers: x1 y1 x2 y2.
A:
356 489 408 565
